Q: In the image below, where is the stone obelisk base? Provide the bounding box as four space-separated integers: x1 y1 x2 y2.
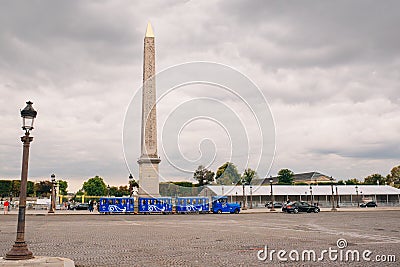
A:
138 157 161 197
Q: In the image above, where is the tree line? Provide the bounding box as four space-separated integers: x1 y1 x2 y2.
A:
0 179 68 198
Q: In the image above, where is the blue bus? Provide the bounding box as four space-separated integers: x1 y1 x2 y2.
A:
211 196 241 214
175 197 209 213
138 197 173 214
98 197 134 214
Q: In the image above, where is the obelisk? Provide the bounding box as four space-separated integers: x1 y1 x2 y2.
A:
138 22 161 197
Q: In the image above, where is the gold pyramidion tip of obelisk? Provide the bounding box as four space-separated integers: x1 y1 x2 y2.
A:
145 22 154 37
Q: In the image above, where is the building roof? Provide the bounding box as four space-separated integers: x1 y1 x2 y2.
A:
204 185 400 196
252 171 332 185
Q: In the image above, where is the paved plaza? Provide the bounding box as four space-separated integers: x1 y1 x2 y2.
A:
0 210 399 266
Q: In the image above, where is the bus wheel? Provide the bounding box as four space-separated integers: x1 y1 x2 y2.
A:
234 209 239 214
217 209 222 214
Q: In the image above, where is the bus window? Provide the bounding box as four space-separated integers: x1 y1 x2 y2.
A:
102 199 106 205
115 199 119 204
122 199 126 205
141 199 146 205
108 199 113 205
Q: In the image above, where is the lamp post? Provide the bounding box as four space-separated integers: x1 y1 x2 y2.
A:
355 185 359 207
242 182 246 210
48 174 56 214
235 191 238 203
270 178 275 211
129 174 133 197
250 185 253 209
335 184 339 208
5 101 37 260
310 185 313 205
107 185 110 197
330 176 337 211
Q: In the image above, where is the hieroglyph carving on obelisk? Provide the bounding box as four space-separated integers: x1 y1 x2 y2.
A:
138 22 161 197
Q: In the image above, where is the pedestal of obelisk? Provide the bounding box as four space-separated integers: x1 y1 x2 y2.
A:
138 22 161 197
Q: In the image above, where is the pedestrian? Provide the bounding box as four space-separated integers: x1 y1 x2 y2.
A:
4 199 9 215
88 200 94 212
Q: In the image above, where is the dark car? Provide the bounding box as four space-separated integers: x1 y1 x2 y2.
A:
73 203 89 210
282 201 320 213
360 201 377 208
265 202 283 209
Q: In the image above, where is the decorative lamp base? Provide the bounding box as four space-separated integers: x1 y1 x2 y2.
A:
4 242 33 260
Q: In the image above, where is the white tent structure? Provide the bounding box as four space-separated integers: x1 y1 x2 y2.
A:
199 185 400 208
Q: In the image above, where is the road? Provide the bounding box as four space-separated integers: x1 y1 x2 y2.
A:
0 211 399 266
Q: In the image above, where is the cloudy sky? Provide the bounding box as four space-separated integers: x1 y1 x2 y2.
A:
1 1 399 192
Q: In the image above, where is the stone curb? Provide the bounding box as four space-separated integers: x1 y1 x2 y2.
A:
0 256 74 267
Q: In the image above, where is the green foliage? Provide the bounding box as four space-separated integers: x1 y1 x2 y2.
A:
172 181 194 187
34 180 52 197
241 168 257 185
363 173 385 185
0 180 12 198
58 180 68 195
159 182 202 197
27 181 35 196
193 165 215 186
82 176 107 196
215 162 241 185
277 169 294 184
386 165 400 185
343 178 360 185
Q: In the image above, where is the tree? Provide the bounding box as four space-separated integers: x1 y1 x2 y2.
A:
241 168 257 185
0 180 12 198
215 162 241 185
363 173 385 185
58 180 68 195
387 165 400 186
34 180 52 197
343 178 360 185
193 165 215 186
277 169 294 184
82 176 107 196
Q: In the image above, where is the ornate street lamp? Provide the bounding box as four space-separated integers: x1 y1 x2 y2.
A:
235 191 238 203
48 174 56 213
355 185 359 207
309 185 313 205
242 180 247 210
5 101 37 260
250 185 253 209
335 184 340 208
330 176 337 211
129 174 133 197
270 178 275 211
107 185 111 197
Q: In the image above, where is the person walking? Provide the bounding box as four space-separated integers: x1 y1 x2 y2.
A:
4 200 9 215
88 200 94 212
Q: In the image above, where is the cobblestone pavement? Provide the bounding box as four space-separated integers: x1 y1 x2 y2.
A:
0 211 399 266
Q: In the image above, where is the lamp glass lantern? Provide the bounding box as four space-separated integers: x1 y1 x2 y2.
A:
21 101 37 132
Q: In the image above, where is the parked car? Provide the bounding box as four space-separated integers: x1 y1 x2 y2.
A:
360 201 377 208
73 203 89 210
282 201 320 213
265 202 283 209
